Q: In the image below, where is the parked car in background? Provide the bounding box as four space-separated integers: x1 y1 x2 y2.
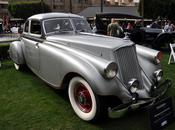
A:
95 13 142 36
95 13 174 50
129 27 174 49
9 13 171 121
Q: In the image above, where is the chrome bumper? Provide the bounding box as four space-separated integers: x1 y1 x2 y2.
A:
108 79 172 118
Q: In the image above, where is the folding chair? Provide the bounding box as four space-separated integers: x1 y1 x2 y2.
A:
168 43 175 64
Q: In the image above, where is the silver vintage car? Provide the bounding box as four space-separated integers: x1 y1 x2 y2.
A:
9 13 171 121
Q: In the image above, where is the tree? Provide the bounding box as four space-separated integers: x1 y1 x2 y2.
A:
8 1 51 20
69 0 72 13
139 0 175 20
128 0 133 3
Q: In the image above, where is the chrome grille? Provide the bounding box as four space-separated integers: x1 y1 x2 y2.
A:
115 45 143 88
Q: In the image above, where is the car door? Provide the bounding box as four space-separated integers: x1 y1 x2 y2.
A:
22 20 43 73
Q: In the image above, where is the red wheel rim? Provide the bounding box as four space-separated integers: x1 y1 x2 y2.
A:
74 83 92 113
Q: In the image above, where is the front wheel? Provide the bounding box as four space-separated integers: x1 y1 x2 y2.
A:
68 77 105 121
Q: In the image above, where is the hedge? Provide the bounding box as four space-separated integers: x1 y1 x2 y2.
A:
0 44 10 60
8 1 51 20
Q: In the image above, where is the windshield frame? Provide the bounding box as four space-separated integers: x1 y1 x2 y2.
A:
43 17 92 36
43 18 74 35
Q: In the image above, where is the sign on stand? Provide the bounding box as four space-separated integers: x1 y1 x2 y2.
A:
148 97 174 130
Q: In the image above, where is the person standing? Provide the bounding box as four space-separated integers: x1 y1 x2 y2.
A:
107 18 123 37
164 21 175 32
126 22 133 30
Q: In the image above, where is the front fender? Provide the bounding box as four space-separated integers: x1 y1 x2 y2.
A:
57 45 132 103
39 41 132 103
136 45 161 81
60 52 132 103
9 40 25 65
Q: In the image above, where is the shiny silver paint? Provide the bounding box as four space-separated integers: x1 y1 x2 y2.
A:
9 13 163 104
9 40 25 65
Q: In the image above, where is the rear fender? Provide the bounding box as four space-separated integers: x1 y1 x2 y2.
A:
9 41 25 65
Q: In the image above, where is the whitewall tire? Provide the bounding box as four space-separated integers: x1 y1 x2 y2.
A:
14 63 20 70
68 77 101 121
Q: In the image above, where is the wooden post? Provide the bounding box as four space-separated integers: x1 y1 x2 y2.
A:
70 0 72 13
101 0 103 12
141 0 144 17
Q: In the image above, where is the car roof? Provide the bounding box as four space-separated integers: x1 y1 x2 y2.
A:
96 13 142 19
28 12 83 20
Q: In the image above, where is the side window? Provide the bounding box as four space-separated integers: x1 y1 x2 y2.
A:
24 21 29 33
30 20 41 35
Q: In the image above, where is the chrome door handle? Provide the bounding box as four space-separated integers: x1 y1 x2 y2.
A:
35 43 39 49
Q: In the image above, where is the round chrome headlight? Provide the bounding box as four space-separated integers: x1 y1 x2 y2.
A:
128 79 139 93
104 62 118 79
153 69 163 82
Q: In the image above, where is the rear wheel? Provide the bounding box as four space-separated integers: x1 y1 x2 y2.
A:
14 63 25 71
14 63 20 70
68 77 105 121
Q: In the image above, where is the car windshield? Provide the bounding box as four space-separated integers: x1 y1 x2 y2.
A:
72 18 92 33
44 18 74 35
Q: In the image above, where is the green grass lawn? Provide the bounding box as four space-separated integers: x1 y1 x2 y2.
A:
0 53 174 130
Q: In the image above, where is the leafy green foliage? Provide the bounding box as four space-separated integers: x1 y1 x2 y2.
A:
8 1 51 20
139 0 175 20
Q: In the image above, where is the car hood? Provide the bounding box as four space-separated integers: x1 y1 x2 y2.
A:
46 33 134 58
